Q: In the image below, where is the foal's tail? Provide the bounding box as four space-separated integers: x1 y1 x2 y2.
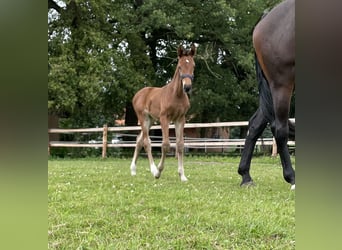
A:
255 52 274 123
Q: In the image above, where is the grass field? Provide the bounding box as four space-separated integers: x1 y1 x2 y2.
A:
48 156 295 249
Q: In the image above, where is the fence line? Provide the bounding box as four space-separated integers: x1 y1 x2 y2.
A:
48 119 295 157
48 121 250 133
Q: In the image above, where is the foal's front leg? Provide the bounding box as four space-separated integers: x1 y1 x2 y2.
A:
156 115 170 178
175 119 187 181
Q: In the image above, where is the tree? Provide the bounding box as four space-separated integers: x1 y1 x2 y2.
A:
48 0 285 129
48 0 154 127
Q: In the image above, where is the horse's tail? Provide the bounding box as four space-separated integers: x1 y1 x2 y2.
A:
255 52 274 123
288 119 295 140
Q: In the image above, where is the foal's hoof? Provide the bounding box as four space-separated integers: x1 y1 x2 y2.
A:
151 165 160 179
180 175 188 182
290 184 295 190
152 170 161 179
240 181 255 188
130 164 136 176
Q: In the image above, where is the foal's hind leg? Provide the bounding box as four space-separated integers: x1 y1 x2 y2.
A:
141 115 159 178
238 108 268 186
130 132 143 176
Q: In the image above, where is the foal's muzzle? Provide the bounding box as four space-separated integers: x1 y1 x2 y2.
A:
181 74 194 93
183 84 192 93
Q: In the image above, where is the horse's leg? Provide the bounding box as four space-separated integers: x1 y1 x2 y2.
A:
156 115 170 178
175 118 187 181
130 131 143 176
141 115 159 178
288 119 295 141
272 89 295 190
238 107 268 186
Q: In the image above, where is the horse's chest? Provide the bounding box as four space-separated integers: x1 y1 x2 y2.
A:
166 99 189 118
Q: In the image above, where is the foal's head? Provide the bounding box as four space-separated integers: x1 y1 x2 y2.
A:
177 44 196 93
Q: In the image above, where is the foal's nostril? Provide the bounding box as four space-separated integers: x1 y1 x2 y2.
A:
184 85 192 93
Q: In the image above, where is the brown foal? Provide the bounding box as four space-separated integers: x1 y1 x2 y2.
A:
130 44 196 181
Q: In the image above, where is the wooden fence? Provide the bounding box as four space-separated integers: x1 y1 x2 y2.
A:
48 120 295 157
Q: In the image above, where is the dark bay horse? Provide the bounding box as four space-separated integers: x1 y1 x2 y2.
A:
130 44 196 181
238 0 295 190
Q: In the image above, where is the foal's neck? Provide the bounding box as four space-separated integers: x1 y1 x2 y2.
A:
169 66 184 97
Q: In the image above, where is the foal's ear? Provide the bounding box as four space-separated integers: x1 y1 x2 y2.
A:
189 43 196 57
177 44 185 58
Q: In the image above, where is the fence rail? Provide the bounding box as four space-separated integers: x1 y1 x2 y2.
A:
48 119 295 157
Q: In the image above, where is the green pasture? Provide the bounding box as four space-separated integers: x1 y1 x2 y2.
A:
48 156 295 249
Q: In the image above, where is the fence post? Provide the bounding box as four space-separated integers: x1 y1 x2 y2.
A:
102 124 108 158
271 137 277 157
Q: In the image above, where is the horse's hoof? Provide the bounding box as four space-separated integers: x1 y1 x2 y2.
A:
179 174 188 181
130 165 136 176
153 170 161 179
240 181 255 188
179 173 188 182
181 177 188 182
151 164 160 178
290 184 295 190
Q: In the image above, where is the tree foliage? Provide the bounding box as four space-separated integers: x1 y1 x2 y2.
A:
48 0 283 128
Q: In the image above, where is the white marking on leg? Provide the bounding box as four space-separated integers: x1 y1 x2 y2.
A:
178 164 188 181
130 132 143 176
150 163 159 177
180 174 188 182
175 121 187 181
290 184 295 190
130 162 136 176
